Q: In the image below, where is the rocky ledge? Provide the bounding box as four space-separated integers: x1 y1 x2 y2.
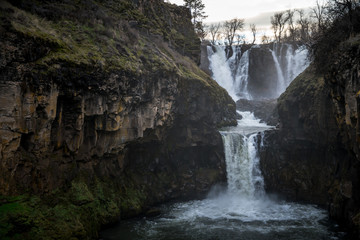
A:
0 0 236 239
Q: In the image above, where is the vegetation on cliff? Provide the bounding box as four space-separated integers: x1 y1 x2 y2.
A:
0 0 236 239
310 2 360 72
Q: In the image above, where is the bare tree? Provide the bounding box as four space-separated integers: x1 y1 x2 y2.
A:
297 9 311 43
197 22 207 41
250 23 257 44
311 0 327 31
271 16 279 42
271 11 289 42
261 33 270 44
208 23 222 45
286 9 296 42
236 34 246 45
224 18 245 47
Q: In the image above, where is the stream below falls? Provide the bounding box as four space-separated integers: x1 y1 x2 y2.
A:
100 112 346 240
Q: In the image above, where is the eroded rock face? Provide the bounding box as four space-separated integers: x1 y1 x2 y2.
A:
0 0 236 238
247 46 279 99
260 36 360 235
260 66 340 204
325 36 360 232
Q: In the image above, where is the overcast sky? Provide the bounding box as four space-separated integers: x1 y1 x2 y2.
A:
168 0 316 26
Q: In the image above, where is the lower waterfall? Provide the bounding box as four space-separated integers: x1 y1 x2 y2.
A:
100 112 344 240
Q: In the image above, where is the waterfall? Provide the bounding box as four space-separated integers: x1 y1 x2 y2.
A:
220 111 270 198
270 43 310 97
234 50 252 100
271 49 287 96
208 46 251 101
222 133 265 198
286 45 309 84
208 43 310 100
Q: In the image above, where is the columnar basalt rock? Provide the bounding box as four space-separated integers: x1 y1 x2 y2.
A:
0 0 236 238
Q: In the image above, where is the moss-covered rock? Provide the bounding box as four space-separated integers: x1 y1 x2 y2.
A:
0 0 236 239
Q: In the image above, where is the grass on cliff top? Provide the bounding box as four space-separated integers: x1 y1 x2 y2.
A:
1 1 136 72
0 1 177 74
1 1 233 109
278 64 325 102
0 0 198 75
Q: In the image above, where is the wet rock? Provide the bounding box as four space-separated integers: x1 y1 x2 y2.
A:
145 208 161 218
236 111 243 120
247 46 279 99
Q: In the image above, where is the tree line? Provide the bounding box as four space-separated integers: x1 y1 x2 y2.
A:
309 0 360 72
181 0 359 47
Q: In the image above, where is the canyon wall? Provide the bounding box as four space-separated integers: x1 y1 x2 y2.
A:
260 35 360 236
0 0 236 239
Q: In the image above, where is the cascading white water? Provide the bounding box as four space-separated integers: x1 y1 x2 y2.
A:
220 111 268 198
234 50 252 100
207 45 237 100
271 49 287 96
286 45 309 84
271 44 310 97
209 43 310 100
208 45 251 101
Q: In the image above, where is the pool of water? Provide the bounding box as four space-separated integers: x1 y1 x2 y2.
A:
100 190 346 240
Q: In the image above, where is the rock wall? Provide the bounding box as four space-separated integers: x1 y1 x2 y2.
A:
260 35 360 236
326 35 360 233
247 45 279 99
0 0 236 239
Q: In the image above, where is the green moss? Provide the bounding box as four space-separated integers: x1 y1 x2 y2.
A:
120 187 145 218
0 0 236 238
352 211 360 228
0 176 125 240
277 64 324 115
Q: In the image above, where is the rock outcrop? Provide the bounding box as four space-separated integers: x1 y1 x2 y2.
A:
0 0 236 239
260 35 360 237
247 45 279 99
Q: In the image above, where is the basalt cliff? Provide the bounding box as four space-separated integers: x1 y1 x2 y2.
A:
0 0 236 239
260 35 360 237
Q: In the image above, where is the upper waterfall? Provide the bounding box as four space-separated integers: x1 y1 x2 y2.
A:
206 44 310 100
